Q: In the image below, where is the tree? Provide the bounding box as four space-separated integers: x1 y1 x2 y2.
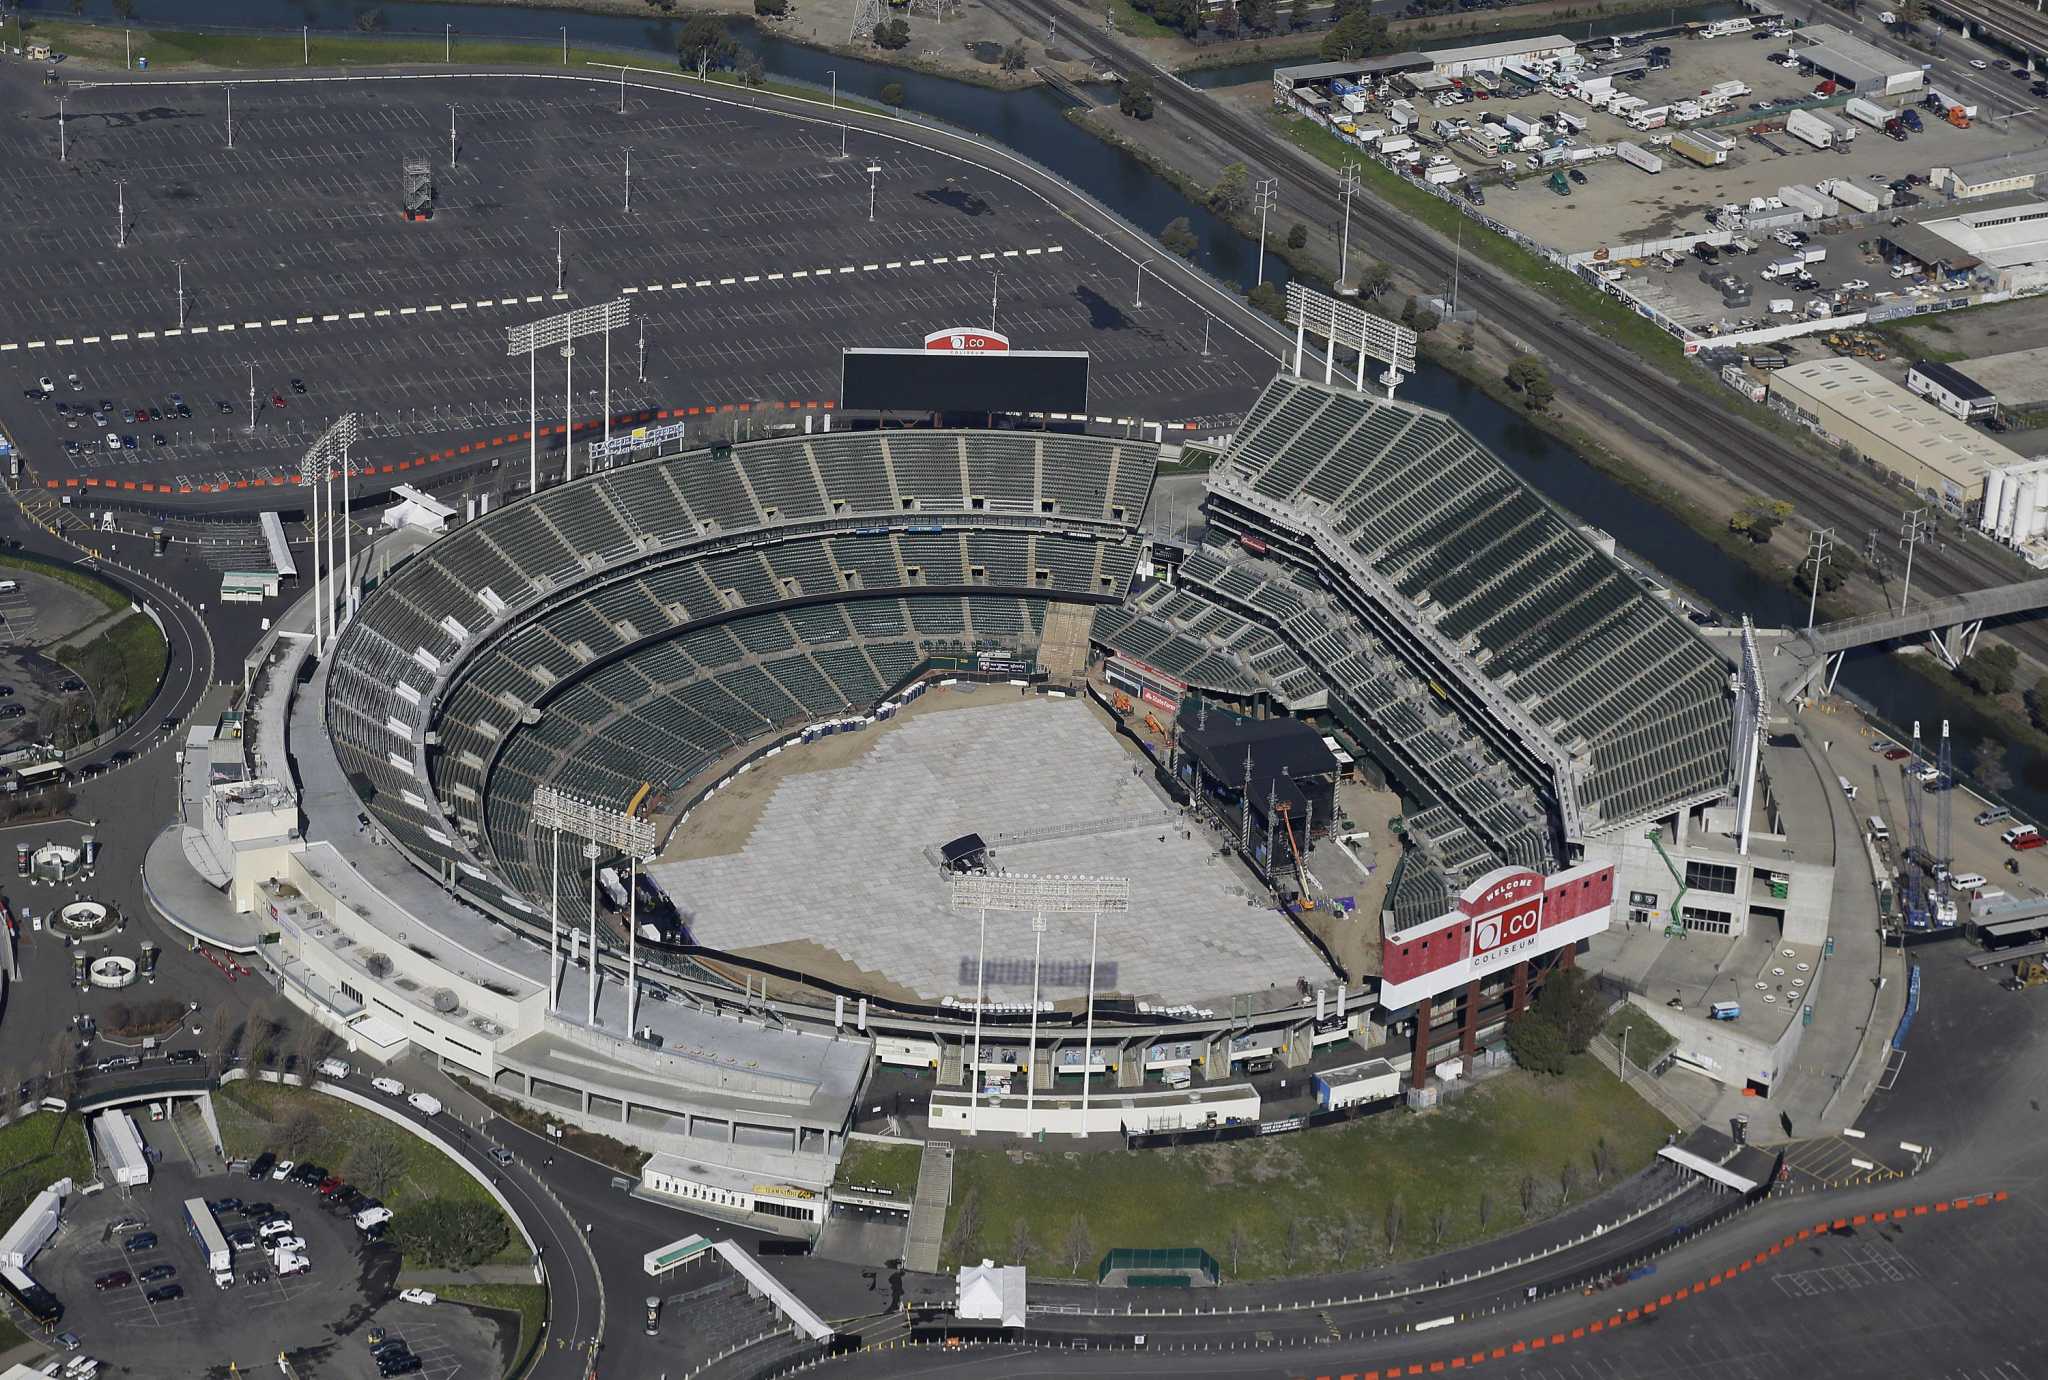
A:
1357 260 1393 299
2027 676 2048 730
947 1187 983 1262
111 0 137 20
1558 1163 1582 1206
46 1030 77 1104
1505 355 1554 410
740 51 766 86
1957 643 2019 697
1382 1195 1405 1252
349 1127 409 1200
294 1020 331 1083
1506 1011 1569 1075
1591 1135 1616 1185
1161 216 1199 260
1247 281 1287 321
1430 1203 1453 1245
874 16 910 49
1119 73 1156 120
1321 10 1391 61
1476 1189 1493 1229
1533 967 1605 1054
1286 221 1308 250
1459 324 1476 353
1060 1214 1095 1276
1332 1211 1361 1266
1281 1215 1305 1269
1001 41 1029 71
1209 161 1252 217
677 16 734 73
1519 1173 1540 1219
1007 1218 1036 1268
754 0 787 14
390 1199 510 1270
207 1005 238 1079
1897 0 1928 24
278 1107 323 1160
1215 0 1242 35
1290 0 1310 28
880 81 905 107
355 7 387 31
1225 1220 1252 1276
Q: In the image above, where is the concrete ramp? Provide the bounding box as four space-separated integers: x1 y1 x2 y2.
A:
904 1140 953 1274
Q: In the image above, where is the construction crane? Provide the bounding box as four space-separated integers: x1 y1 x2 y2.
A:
1275 801 1315 911
1645 828 1688 937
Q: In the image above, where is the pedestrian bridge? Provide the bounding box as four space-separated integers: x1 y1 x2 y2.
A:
1769 576 2048 701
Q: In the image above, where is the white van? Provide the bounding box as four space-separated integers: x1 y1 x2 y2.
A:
354 1206 394 1232
1949 872 1987 893
405 1092 442 1117
315 1057 352 1080
1867 816 1889 841
1837 775 1858 801
1160 1065 1192 1090
2003 825 2039 847
1710 1001 1742 1021
370 1076 406 1098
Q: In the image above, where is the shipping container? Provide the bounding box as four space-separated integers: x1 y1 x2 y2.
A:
1777 183 1838 217
1616 140 1664 173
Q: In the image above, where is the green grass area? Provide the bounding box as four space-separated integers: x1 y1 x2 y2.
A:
834 1139 923 1199
0 550 129 616
1107 0 1183 41
436 1282 547 1378
0 1113 94 1228
944 1057 1670 1280
217 1080 530 1267
1604 1006 1677 1073
1270 113 1694 376
55 610 167 729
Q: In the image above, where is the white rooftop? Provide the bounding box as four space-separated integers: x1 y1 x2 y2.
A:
1922 201 2048 272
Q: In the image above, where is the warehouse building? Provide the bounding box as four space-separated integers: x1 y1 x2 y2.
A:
1427 35 1577 79
1911 201 2048 295
1787 23 1925 96
1768 358 2026 510
1930 149 2048 202
1906 361 1998 420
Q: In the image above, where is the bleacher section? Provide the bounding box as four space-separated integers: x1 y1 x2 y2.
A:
1092 582 1326 708
1208 376 1730 830
325 431 1157 934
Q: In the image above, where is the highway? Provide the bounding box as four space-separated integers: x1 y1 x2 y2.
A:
994 0 2048 658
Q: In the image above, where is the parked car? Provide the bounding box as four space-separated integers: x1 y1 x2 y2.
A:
138 1263 177 1283
270 1158 295 1181
122 1232 157 1252
93 1270 133 1292
145 1283 184 1303
249 1152 277 1180
399 1288 437 1305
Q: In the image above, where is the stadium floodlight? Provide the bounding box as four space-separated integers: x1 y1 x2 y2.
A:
533 784 657 1030
506 299 631 495
297 413 359 654
949 873 1130 1139
1285 281 1417 399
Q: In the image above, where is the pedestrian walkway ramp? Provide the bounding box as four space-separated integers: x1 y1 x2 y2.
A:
1658 1144 1760 1192
905 1140 953 1274
710 1239 834 1342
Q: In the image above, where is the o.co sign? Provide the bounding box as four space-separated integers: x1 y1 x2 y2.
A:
1473 901 1543 958
923 327 1011 352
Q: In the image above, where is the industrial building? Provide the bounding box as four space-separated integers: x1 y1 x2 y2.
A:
1767 358 2027 510
1786 23 1925 96
1427 35 1577 79
1930 149 2048 201
1906 361 1999 420
1901 201 2048 295
1979 457 2048 558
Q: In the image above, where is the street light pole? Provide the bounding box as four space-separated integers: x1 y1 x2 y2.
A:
556 228 564 293
175 260 186 329
448 105 457 170
867 162 881 222
444 23 450 61
619 65 627 114
1134 258 1151 310
584 841 601 1026
57 95 65 163
246 361 256 433
969 906 987 1136
623 146 632 214
1025 914 1046 1140
637 319 645 383
1078 904 1099 1138
115 179 126 250
560 27 568 63
226 86 233 150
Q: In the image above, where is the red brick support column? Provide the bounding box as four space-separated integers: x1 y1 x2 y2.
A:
1460 978 1481 1057
1558 943 1577 971
1409 994 1433 1089
1511 958 1531 1014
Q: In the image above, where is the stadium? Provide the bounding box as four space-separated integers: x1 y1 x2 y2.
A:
151 337 1766 1222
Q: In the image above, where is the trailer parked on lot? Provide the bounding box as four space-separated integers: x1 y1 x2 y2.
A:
1312 1057 1402 1111
1616 140 1664 174
1671 131 1728 166
1786 108 1835 149
1844 96 1890 129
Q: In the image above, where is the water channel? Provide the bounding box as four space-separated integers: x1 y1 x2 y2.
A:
29 0 2046 813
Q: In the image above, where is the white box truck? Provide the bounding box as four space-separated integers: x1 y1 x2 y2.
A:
1709 80 1752 101
1616 141 1663 173
184 1198 231 1275
1786 108 1835 149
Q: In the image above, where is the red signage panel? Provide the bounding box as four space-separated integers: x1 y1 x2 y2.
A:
923 327 1011 353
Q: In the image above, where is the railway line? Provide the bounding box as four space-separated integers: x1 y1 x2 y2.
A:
1009 0 2048 655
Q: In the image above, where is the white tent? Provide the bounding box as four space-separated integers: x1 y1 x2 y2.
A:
956 1259 1027 1328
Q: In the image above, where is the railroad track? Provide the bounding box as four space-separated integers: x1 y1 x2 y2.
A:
1011 0 2047 655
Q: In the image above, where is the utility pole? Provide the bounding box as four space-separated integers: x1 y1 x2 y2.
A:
175 260 186 329
449 105 457 170
637 319 645 383
246 362 256 433
1803 528 1835 633
623 146 633 214
115 179 126 250
1252 177 1278 288
989 268 1001 331
1337 162 1361 291
1899 507 1930 612
556 228 564 293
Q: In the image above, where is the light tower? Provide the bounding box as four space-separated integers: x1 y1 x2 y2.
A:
531 785 657 1029
947 873 1130 1139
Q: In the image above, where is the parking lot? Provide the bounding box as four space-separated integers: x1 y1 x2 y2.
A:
24 1158 501 1377
0 72 1267 502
